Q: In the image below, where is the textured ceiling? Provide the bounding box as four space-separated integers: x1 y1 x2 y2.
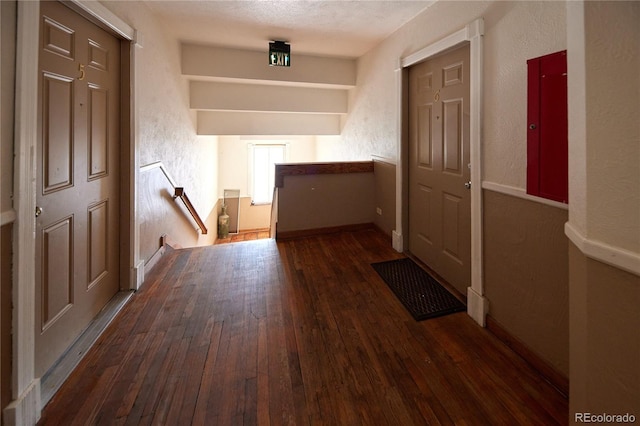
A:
144 0 434 58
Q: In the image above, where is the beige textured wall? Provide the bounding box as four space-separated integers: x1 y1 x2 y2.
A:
569 243 640 419
100 1 219 256
0 224 12 425
373 160 396 237
277 173 375 233
483 190 569 376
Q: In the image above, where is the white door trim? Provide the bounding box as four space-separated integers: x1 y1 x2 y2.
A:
5 3 41 424
5 2 139 424
394 18 488 326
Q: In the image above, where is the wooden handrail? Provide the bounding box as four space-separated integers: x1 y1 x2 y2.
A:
141 162 209 235
173 187 208 235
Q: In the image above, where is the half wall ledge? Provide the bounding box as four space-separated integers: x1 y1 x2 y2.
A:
275 161 374 188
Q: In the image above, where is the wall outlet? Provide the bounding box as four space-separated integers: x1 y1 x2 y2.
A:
376 207 382 215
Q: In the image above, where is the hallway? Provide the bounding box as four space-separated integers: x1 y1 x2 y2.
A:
38 230 567 425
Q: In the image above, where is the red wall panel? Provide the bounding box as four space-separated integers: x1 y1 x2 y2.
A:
527 50 568 203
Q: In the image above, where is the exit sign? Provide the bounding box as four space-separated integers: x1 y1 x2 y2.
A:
269 41 290 67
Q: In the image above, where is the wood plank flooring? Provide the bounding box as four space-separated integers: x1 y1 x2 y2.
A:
215 229 271 245
38 229 568 425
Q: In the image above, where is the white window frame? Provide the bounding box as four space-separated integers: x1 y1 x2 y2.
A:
247 142 289 205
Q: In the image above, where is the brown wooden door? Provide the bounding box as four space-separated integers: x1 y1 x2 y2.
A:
408 44 471 295
35 1 120 377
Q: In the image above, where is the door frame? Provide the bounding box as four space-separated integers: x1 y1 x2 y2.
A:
7 1 141 423
394 18 488 326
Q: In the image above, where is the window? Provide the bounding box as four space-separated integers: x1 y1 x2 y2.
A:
249 144 286 204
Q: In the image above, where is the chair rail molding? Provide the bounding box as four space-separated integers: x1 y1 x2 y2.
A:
1 209 16 226
565 222 640 277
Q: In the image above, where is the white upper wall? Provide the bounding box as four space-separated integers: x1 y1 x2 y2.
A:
101 1 218 216
568 1 639 256
340 0 566 191
582 2 639 254
481 1 566 188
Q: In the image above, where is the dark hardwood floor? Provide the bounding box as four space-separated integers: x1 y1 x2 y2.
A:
38 229 567 425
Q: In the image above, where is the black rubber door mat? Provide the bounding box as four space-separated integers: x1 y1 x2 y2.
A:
371 258 466 321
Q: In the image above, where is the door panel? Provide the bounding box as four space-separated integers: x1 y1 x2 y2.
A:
88 85 109 179
88 40 109 71
416 185 433 244
443 62 463 86
41 216 73 331
36 1 120 377
42 16 75 59
43 73 74 193
88 200 109 289
417 104 433 167
442 192 462 263
443 100 462 174
409 44 470 295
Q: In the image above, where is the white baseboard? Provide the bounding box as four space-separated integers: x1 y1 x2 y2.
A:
3 379 41 426
467 286 489 327
130 260 145 291
392 230 403 252
144 244 166 276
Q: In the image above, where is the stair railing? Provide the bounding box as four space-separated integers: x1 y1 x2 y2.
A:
173 187 208 234
140 161 208 235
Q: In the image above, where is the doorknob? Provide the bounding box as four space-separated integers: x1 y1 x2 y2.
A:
35 206 43 217
464 181 472 190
